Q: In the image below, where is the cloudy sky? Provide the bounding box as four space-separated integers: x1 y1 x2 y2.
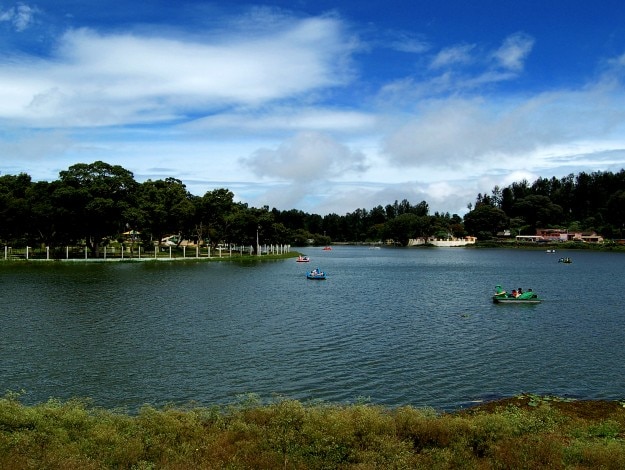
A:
1 1 625 216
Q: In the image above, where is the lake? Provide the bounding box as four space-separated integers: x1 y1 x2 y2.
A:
1 246 624 411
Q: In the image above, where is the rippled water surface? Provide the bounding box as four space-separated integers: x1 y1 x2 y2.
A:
1 246 624 410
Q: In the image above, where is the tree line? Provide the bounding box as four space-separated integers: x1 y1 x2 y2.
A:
2 161 624 252
463 169 625 240
0 161 467 252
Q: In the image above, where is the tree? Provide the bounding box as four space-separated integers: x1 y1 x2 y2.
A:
463 205 508 239
606 190 625 237
225 205 260 250
0 173 32 244
512 195 563 231
382 213 420 246
57 161 138 255
136 177 196 246
26 181 63 246
196 188 236 248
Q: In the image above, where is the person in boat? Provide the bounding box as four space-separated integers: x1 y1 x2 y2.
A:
511 289 517 298
518 287 523 296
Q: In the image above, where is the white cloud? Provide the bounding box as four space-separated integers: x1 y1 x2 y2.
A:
0 3 37 32
0 15 355 127
242 131 368 182
492 32 534 71
387 32 430 54
382 99 502 167
430 44 475 69
379 32 535 103
382 82 625 171
185 107 377 135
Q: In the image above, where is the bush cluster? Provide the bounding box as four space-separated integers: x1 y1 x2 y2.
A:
1 393 625 469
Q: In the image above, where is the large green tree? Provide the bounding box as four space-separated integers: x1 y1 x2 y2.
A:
196 188 237 248
56 161 138 255
463 205 508 239
0 173 32 244
382 213 420 246
135 177 196 246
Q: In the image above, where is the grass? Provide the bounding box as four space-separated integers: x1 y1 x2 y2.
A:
1 393 625 469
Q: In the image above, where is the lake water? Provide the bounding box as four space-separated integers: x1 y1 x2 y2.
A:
1 246 624 411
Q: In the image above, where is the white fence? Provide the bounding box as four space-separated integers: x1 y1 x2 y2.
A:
2 244 291 261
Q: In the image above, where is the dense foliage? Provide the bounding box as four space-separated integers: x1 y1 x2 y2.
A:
464 170 625 240
2 162 625 248
0 161 464 250
1 393 624 469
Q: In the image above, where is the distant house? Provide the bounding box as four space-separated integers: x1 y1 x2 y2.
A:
532 229 604 243
578 233 604 243
408 236 477 247
535 228 568 242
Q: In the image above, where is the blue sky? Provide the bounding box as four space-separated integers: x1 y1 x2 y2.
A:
1 1 625 216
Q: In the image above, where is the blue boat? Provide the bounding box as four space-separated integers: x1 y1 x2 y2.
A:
307 268 326 280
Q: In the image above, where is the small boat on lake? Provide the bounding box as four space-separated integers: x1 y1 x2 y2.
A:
306 268 327 280
322 246 332 251
493 285 541 304
558 257 572 263
296 255 310 262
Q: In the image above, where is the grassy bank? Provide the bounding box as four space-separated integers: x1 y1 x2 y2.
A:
0 250 301 263
1 393 624 469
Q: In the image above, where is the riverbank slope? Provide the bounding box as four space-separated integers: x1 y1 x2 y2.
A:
1 394 623 469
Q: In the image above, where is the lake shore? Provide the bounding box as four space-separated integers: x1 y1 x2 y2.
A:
1 393 623 469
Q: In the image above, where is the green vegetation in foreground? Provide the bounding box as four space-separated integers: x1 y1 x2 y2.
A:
1 393 625 469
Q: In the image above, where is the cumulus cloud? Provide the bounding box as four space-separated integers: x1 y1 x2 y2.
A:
381 81 625 175
242 131 368 182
